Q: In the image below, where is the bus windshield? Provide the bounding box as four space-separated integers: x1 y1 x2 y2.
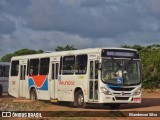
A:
102 58 141 85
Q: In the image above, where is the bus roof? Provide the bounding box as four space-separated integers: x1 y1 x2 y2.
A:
11 47 137 60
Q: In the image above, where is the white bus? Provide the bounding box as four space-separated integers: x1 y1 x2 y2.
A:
0 62 10 96
8 48 142 108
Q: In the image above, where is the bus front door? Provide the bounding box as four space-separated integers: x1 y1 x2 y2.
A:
19 64 26 97
89 60 99 101
51 62 59 99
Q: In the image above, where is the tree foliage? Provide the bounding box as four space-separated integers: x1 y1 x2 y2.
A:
0 53 13 62
0 49 43 62
122 44 160 89
121 44 144 51
55 45 77 52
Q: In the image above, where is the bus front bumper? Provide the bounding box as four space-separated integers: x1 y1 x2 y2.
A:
99 92 141 104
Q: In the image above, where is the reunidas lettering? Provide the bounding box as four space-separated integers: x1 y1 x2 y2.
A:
59 81 74 85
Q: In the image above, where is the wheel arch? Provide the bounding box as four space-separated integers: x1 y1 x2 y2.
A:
74 86 87 102
74 87 83 98
29 86 37 98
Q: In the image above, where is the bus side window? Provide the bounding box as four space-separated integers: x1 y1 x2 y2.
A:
11 61 19 76
76 54 87 74
0 65 2 77
62 56 75 75
40 58 50 75
59 57 62 75
27 60 29 75
3 65 9 77
29 59 39 76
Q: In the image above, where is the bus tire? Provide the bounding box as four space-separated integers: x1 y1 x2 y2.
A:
0 85 3 97
30 89 37 100
75 90 86 108
109 104 121 109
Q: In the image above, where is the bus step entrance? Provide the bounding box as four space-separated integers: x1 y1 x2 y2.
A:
51 99 58 102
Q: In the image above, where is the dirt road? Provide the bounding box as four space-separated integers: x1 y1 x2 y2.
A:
0 90 160 119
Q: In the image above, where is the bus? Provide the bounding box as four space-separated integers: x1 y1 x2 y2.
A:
8 48 142 108
0 62 10 96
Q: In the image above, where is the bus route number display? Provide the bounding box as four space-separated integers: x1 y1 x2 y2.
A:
102 50 139 58
107 51 134 57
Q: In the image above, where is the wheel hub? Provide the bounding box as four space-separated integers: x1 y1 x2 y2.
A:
78 95 83 105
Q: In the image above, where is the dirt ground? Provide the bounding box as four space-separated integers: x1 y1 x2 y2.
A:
0 89 160 120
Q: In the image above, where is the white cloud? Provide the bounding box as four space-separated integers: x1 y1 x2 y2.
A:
0 14 16 34
0 0 160 57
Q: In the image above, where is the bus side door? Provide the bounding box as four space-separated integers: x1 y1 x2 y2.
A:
89 60 99 101
50 61 59 99
19 60 27 97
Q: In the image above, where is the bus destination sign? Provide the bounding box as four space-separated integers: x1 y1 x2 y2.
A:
102 49 139 58
107 51 134 57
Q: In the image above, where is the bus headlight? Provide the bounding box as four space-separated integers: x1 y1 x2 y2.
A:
133 88 141 95
100 87 112 95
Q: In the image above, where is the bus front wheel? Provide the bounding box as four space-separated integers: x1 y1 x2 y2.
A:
30 89 37 100
75 90 86 108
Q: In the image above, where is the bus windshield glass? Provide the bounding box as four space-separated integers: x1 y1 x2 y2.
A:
102 58 141 85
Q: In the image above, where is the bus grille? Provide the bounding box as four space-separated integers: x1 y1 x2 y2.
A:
115 97 129 100
109 87 134 91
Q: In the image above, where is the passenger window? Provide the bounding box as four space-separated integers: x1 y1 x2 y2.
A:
62 56 75 75
11 61 19 76
59 57 62 75
29 59 39 76
40 58 50 75
76 55 87 74
0 65 2 77
3 65 9 77
27 60 29 75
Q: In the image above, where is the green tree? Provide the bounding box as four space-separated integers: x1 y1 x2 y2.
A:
140 48 160 88
121 44 144 51
55 45 77 52
0 53 13 62
0 49 43 62
13 49 42 56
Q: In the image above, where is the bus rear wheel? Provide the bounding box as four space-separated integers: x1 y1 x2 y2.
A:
30 89 37 100
75 90 86 108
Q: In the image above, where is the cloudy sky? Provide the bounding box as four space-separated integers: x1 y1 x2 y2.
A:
0 0 160 57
